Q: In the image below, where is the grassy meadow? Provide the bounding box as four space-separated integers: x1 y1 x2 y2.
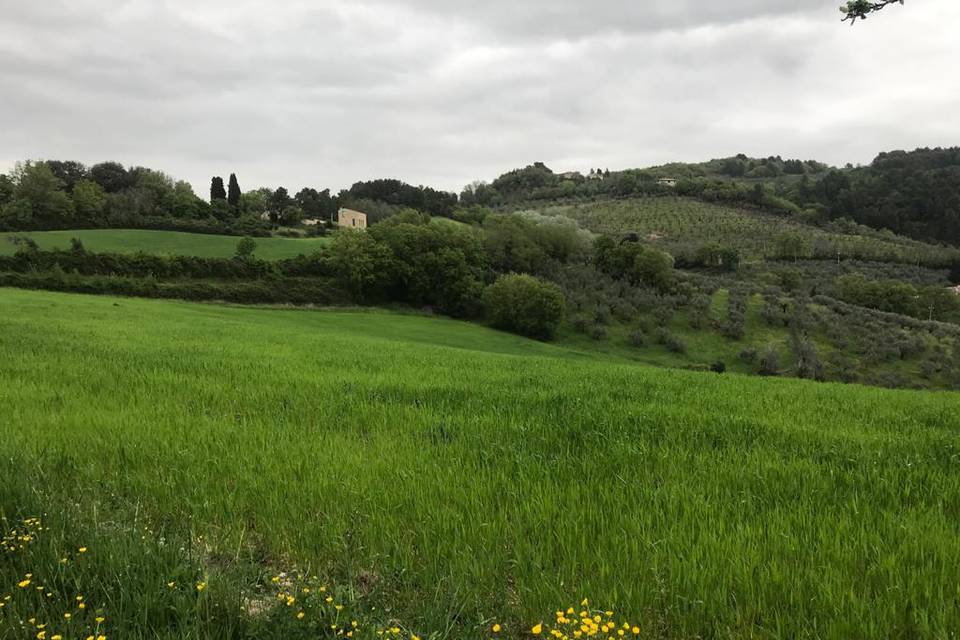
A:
2 288 960 639
0 229 330 260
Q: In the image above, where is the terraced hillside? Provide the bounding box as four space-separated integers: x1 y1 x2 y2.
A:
519 197 957 265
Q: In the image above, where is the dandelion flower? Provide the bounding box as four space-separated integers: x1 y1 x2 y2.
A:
531 623 543 635
196 582 207 592
17 579 31 588
95 617 105 624
297 612 305 620
492 623 502 633
78 547 88 553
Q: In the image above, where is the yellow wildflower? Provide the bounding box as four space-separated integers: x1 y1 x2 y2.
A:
18 579 31 588
297 612 305 620
492 623 502 633
78 547 88 553
532 623 543 635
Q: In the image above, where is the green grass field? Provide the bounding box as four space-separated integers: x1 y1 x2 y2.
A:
0 229 330 260
2 288 959 639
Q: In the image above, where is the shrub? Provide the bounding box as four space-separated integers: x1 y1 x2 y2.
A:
656 328 687 354
484 274 565 340
628 328 646 348
710 361 727 374
758 346 781 376
235 236 256 258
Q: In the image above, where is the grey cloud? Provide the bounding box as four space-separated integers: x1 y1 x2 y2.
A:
388 0 839 39
0 0 958 196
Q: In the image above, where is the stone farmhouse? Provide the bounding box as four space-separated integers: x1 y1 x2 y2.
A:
338 208 368 230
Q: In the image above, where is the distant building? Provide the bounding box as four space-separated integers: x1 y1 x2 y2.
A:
558 171 583 180
657 178 678 188
338 208 368 230
301 218 324 226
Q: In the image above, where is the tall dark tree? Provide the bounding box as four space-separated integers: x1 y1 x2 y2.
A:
89 162 132 193
227 173 241 209
45 161 88 192
268 187 291 223
210 176 227 203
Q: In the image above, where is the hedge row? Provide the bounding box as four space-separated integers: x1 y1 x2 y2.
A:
0 271 347 306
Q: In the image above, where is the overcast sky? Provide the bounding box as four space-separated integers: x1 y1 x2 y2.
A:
2 0 958 196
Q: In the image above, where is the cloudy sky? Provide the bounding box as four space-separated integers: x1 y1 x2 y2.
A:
1 0 958 195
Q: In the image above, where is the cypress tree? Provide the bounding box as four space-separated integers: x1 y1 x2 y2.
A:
210 176 226 203
227 173 241 209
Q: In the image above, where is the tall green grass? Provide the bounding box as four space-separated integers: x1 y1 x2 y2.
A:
0 229 330 260
2 288 959 639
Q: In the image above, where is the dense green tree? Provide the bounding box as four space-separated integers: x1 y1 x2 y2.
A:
210 177 227 203
295 187 337 221
171 181 207 219
0 174 13 207
269 187 291 223
370 212 486 316
239 188 272 216
328 229 393 300
46 160 88 192
227 174 241 210
89 162 132 193
279 206 304 227
595 236 675 291
72 179 106 220
484 273 565 339
4 161 74 226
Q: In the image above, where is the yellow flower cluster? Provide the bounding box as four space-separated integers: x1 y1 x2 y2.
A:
1 516 45 554
1 519 108 640
493 600 640 640
268 572 378 638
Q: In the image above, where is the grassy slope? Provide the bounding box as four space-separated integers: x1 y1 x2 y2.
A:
2 288 959 638
522 197 951 262
0 229 330 260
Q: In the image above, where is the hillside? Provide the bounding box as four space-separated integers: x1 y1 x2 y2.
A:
516 196 956 265
0 229 330 260
2 288 960 639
